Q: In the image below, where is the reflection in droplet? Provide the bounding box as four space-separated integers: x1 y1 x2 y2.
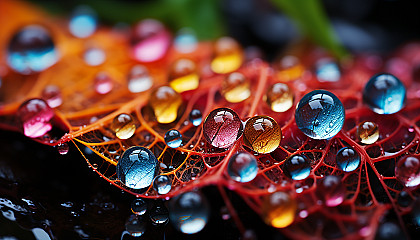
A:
153 175 172 194
227 152 258 183
128 65 153 93
131 198 147 215
125 214 146 237
17 98 54 138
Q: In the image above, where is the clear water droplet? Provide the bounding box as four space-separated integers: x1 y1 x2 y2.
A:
153 175 172 194
282 155 311 180
125 215 146 237
149 205 169 225
336 147 360 172
131 198 147 215
164 129 182 148
189 109 202 126
127 65 153 93
227 152 258 182
315 59 341 82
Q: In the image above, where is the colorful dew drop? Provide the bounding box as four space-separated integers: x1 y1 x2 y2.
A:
131 198 147 215
68 6 97 38
227 152 258 183
211 37 243 74
149 205 169 225
262 192 297 228
363 73 406 114
94 72 113 94
174 28 198 53
276 56 304 82
41 85 62 108
395 155 420 187
357 121 379 144
149 86 182 124
7 25 59 74
111 113 136 140
295 90 345 139
83 47 106 66
221 72 251 103
130 19 171 62
127 65 153 93
17 98 54 138
153 175 171 195
243 116 281 154
315 59 341 82
169 191 210 234
189 109 202 126
336 147 360 172
282 155 311 180
265 83 293 112
164 129 182 148
169 58 199 92
202 108 243 148
125 215 146 237
116 146 158 190
315 175 346 207
57 143 69 155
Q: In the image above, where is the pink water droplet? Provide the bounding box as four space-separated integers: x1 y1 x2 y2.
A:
130 19 171 62
94 72 113 94
315 175 346 207
41 85 62 108
57 142 69 155
17 98 54 138
395 155 420 187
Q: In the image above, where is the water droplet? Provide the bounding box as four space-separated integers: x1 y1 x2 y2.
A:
131 198 147 215
357 121 379 144
111 113 136 139
125 215 146 237
153 175 172 194
397 191 412 207
174 28 198 53
211 37 243 74
189 109 202 126
7 25 59 74
57 143 69 155
127 65 153 93
315 59 341 82
363 73 406 114
315 175 345 207
149 86 182 124
94 72 113 94
130 19 171 62
83 47 105 66
265 83 293 112
243 116 281 154
295 90 345 139
169 58 199 92
116 147 158 190
149 205 169 225
202 108 243 148
164 129 182 149
68 6 97 38
282 155 311 180
221 72 250 103
395 155 420 187
276 56 304 82
262 192 296 228
17 98 54 138
169 191 210 234
336 147 360 172
41 85 62 108
227 152 258 182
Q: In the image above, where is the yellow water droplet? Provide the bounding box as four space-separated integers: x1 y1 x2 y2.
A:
111 113 136 139
150 86 182 124
211 37 243 74
265 83 293 112
169 58 199 92
262 192 297 228
221 72 250 103
276 56 304 82
243 116 281 154
357 121 379 144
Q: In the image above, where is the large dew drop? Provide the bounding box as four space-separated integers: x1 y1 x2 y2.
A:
116 147 158 190
363 73 406 114
295 90 345 139
227 152 258 183
169 191 210 234
336 147 360 172
17 98 54 138
243 116 281 154
7 25 59 74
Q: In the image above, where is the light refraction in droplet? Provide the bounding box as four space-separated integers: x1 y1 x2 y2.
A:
227 152 258 183
336 147 360 172
153 175 172 194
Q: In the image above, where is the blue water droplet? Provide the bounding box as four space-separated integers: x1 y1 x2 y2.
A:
149 205 169 225
125 214 146 237
7 25 59 74
295 90 345 139
336 147 360 172
169 191 210 234
316 60 341 82
189 109 202 126
116 146 158 190
153 175 171 194
131 198 147 215
69 6 97 38
164 129 182 148
227 152 258 183
174 28 198 53
282 155 311 180
363 73 406 114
